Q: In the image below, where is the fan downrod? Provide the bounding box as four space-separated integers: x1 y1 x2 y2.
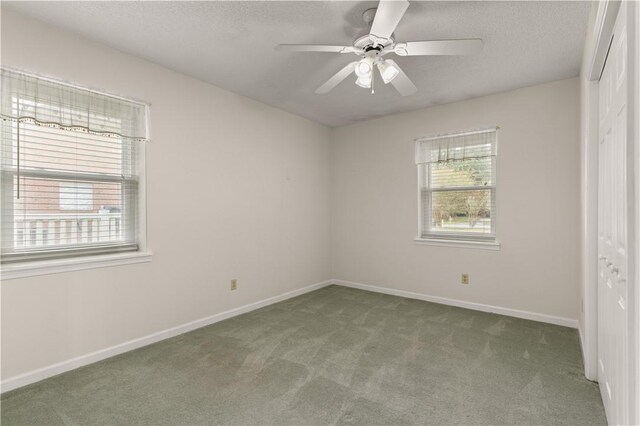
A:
354 7 395 49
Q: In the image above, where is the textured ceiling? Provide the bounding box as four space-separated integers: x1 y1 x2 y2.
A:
4 1 591 127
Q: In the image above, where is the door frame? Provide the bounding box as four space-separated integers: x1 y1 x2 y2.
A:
581 1 639 423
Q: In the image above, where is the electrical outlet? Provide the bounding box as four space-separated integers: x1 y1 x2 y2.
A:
461 274 469 285
231 279 237 291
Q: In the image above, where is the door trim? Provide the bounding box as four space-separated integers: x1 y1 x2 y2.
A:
581 1 639 424
631 2 639 422
581 0 620 383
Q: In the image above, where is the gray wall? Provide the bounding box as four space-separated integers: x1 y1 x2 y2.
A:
331 78 581 321
1 9 581 383
1 10 333 380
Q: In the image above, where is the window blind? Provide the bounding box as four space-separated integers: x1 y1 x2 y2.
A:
1 69 148 263
416 128 497 240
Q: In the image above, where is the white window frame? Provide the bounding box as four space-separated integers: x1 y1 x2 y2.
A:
415 128 500 250
0 71 151 279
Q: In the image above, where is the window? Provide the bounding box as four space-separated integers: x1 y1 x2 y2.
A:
415 128 498 247
1 69 149 264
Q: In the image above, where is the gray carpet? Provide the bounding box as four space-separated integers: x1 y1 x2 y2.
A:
1 285 606 425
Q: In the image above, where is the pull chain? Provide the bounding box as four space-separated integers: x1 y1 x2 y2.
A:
371 70 375 95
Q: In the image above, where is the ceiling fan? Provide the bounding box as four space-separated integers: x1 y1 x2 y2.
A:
276 0 483 96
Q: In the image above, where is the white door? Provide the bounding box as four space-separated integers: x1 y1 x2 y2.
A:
597 3 629 425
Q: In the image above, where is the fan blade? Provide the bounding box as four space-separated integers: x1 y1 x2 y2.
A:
276 44 357 53
398 39 483 56
369 0 410 43
385 60 416 96
315 62 358 94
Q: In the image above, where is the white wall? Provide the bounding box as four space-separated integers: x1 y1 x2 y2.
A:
0 10 332 380
331 78 581 321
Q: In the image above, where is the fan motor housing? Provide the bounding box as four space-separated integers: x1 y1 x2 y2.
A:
353 34 394 50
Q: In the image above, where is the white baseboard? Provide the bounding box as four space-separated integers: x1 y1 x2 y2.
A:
332 279 579 329
1 279 333 394
578 324 585 358
2 278 579 393
578 324 597 381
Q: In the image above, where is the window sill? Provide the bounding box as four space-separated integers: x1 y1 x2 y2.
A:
1 251 153 280
414 237 501 250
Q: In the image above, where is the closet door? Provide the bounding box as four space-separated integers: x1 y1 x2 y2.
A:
597 2 629 425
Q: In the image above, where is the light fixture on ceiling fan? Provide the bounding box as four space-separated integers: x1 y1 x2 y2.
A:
276 0 483 96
